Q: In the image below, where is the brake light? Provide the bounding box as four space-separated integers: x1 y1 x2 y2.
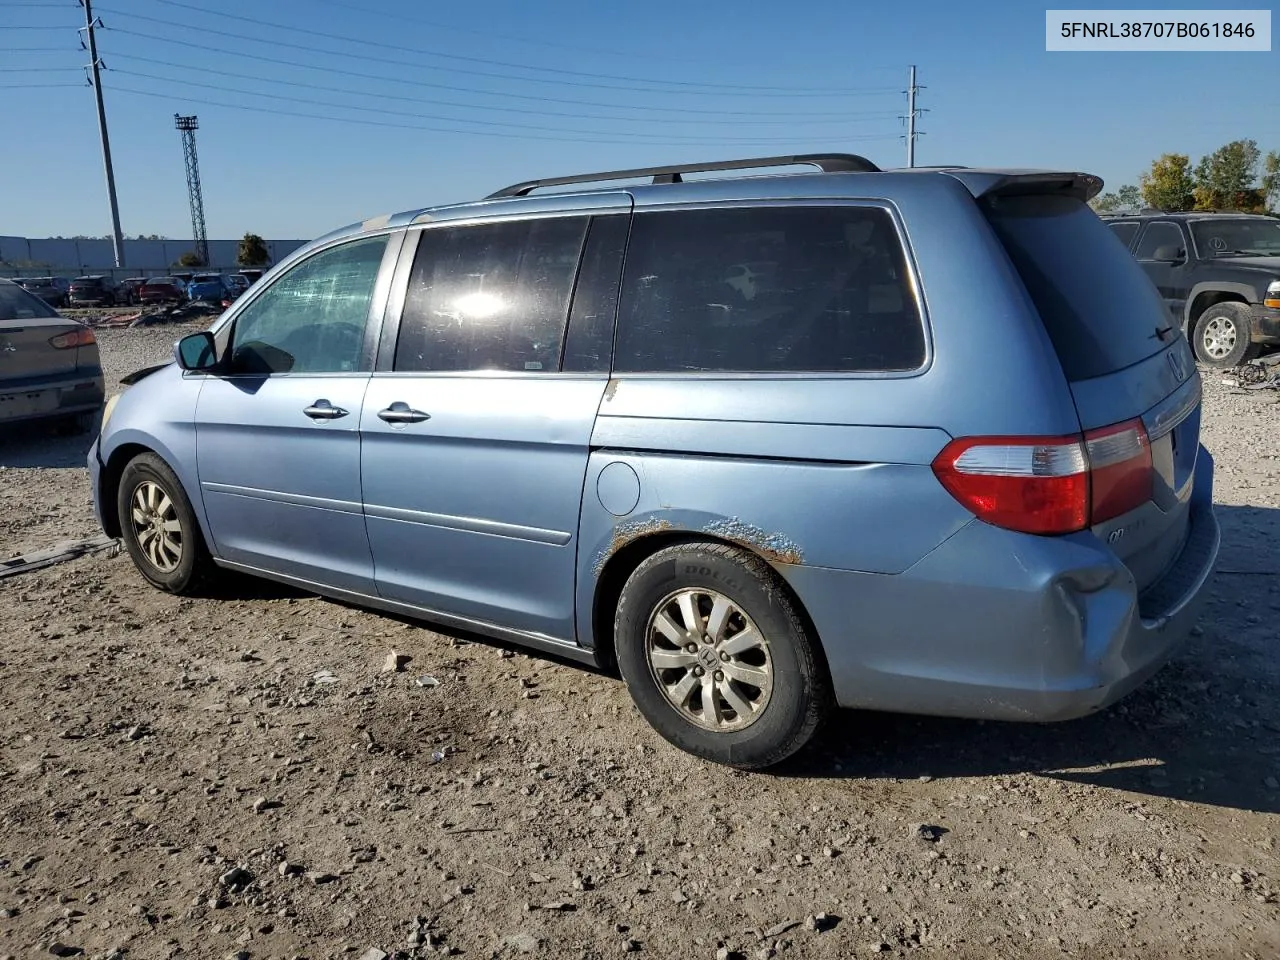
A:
48 327 96 349
931 418 1153 535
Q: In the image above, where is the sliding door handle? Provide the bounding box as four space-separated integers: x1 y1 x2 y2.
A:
377 401 431 424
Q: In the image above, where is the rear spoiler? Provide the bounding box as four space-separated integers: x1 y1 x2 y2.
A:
941 170 1103 202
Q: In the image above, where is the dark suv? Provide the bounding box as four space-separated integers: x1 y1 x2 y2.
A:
68 275 121 307
1102 212 1280 367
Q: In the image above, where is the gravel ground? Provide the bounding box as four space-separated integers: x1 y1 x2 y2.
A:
1 334 1278 960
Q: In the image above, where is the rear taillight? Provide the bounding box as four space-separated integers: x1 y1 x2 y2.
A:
49 327 96 349
932 418 1153 535
1083 419 1152 524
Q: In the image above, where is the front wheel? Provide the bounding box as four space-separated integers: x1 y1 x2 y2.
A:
116 452 215 594
1192 302 1259 368
614 542 830 769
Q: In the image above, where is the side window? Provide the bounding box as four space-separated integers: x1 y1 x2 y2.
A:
562 214 629 373
395 216 588 373
614 205 926 374
228 235 388 375
1107 221 1140 248
1134 222 1184 260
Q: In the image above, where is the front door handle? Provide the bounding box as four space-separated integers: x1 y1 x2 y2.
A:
303 399 348 420
377 401 431 424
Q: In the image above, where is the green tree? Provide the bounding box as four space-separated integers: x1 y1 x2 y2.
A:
1091 192 1121 212
1139 154 1196 212
1193 139 1262 210
1261 150 1280 213
1116 184 1142 210
237 233 271 268
176 251 204 268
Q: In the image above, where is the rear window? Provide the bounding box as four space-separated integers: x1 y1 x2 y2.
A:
0 282 59 321
982 194 1171 381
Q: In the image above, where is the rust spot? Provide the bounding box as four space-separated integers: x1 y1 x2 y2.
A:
701 518 804 565
602 378 620 402
592 517 673 578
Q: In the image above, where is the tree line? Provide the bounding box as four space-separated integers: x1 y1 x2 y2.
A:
1091 139 1280 214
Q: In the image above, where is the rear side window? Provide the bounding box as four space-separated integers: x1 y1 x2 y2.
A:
614 205 925 374
983 194 1172 381
1106 221 1140 248
396 216 588 373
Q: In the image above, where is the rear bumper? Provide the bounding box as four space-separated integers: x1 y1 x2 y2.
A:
1250 304 1280 343
777 446 1220 722
0 370 105 424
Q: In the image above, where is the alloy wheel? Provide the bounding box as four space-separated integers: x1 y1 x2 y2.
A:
129 480 183 573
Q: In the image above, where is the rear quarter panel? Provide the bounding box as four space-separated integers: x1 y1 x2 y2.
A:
576 177 1086 651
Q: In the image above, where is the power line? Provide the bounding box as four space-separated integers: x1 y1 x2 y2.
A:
0 66 83 72
103 82 903 148
140 0 890 95
98 5 891 98
307 0 695 65
105 54 900 128
0 82 86 89
103 28 877 118
105 70 900 145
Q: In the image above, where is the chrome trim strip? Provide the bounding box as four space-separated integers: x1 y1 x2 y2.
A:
201 482 363 515
212 558 598 666
1144 375 1201 440
363 503 572 546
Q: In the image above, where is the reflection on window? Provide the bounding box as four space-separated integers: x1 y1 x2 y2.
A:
614 206 925 374
1134 223 1183 260
229 235 387 375
395 216 588 373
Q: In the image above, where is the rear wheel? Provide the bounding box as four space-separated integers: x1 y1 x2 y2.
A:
1192 302 1259 368
117 452 215 594
614 542 830 769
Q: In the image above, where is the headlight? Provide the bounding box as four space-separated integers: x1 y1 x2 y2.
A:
1266 280 1280 309
101 393 121 431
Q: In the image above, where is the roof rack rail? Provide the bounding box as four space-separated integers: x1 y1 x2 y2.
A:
486 153 880 199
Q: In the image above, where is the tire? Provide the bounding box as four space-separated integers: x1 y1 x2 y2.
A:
116 452 215 594
1192 302 1259 368
614 542 830 769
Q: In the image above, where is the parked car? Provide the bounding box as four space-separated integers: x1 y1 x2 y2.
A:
238 268 266 285
187 273 229 302
90 154 1219 769
1101 211 1280 367
226 273 252 297
118 277 149 306
1 278 104 433
139 277 187 305
13 276 71 308
68 275 120 307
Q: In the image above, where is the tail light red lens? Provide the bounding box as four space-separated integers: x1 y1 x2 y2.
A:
48 327 96 350
931 418 1153 536
1084 419 1153 524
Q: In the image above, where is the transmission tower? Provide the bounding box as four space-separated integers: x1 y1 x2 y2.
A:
174 114 209 265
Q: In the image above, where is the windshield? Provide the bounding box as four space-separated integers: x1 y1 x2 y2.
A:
1190 218 1280 257
193 275 219 282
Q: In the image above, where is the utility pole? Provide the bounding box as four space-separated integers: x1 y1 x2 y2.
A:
174 115 209 266
904 65 926 168
79 0 124 268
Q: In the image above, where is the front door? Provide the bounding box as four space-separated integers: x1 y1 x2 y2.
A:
361 212 623 641
196 233 396 593
1134 220 1192 323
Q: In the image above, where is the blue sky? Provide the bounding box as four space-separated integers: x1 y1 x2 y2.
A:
1 0 1276 241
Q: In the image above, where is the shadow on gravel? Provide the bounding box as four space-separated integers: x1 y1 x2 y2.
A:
0 420 95 468
786 504 1280 817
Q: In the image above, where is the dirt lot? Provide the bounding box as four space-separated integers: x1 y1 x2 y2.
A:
1 332 1278 960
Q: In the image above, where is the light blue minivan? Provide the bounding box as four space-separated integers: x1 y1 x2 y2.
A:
90 154 1220 768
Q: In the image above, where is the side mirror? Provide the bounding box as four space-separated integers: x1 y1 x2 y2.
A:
175 331 218 371
1151 244 1185 263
